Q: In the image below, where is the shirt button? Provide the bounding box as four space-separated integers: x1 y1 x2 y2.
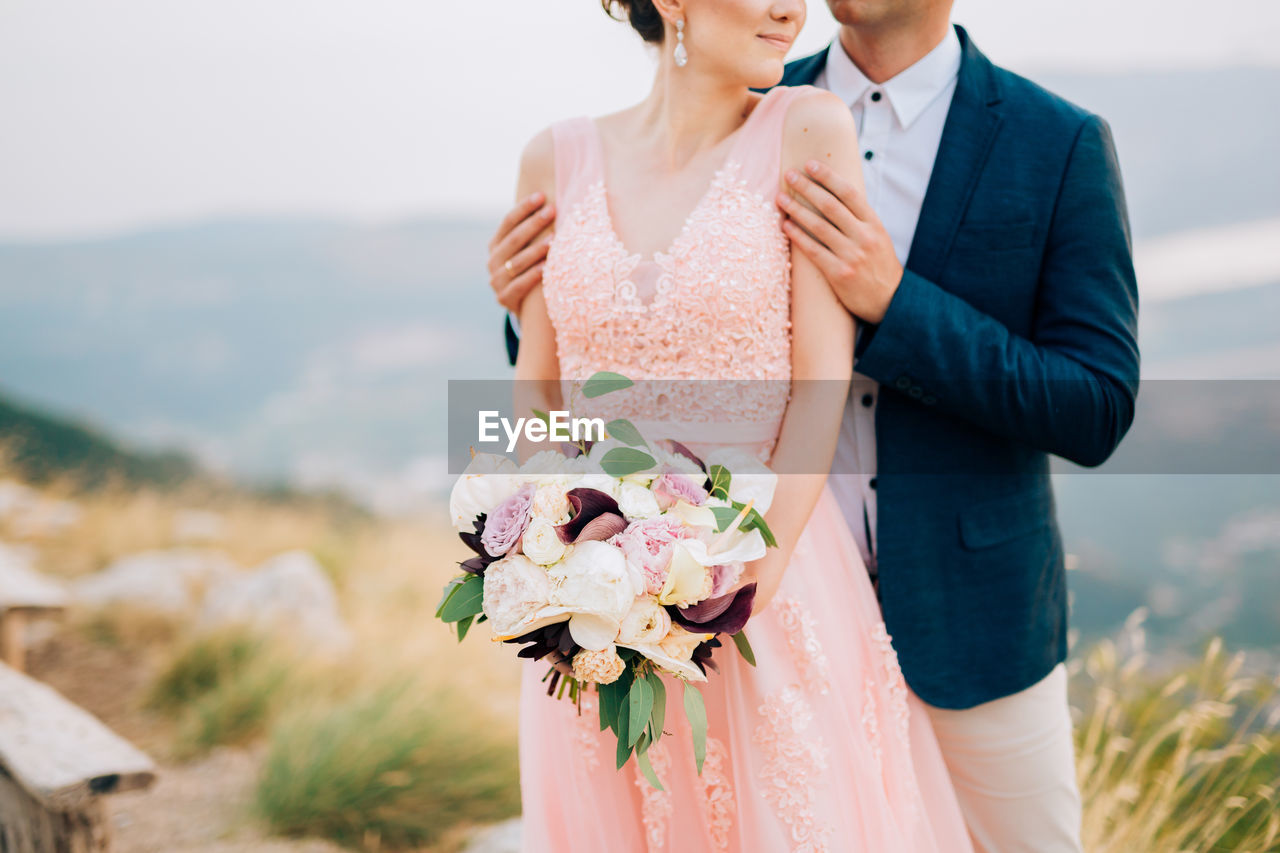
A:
861 393 874 408
870 91 882 102
870 477 878 490
864 151 874 161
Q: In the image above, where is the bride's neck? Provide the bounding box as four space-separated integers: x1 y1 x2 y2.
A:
631 65 756 172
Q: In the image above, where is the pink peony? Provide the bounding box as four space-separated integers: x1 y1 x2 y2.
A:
481 483 536 557
610 517 696 596
650 467 709 511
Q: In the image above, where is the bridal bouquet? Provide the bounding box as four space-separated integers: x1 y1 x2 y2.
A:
436 375 777 785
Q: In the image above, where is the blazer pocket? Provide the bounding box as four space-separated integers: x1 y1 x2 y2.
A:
952 219 1036 253
958 488 1053 550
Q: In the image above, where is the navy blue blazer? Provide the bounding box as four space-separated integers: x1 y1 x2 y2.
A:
504 23 1140 709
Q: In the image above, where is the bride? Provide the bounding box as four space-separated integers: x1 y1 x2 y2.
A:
505 1 972 850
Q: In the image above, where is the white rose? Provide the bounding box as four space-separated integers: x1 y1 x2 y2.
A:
546 540 639 651
522 517 567 565
449 453 520 531
617 481 661 520
617 596 672 645
481 554 552 637
704 447 777 514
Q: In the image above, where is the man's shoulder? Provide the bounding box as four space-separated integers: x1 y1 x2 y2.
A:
987 60 1099 135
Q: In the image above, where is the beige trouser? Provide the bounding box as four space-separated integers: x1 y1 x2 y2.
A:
912 663 1083 853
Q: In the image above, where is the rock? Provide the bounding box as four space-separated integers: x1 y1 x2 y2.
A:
73 548 239 615
464 818 522 853
196 550 350 654
0 481 81 537
171 509 227 544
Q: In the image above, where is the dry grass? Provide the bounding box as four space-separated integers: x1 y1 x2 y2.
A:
1074 610 1280 852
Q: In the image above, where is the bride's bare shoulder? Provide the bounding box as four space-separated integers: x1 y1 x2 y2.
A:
779 85 859 162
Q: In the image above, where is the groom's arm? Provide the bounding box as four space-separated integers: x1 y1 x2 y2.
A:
783 114 1139 468
488 190 556 369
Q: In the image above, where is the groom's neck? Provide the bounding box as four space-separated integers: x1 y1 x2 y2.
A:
835 16 954 84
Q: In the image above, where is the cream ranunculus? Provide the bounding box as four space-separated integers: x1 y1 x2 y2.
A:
546 540 640 651
617 595 672 645
704 447 777 514
521 517 567 565
571 645 627 684
450 453 521 532
481 554 553 637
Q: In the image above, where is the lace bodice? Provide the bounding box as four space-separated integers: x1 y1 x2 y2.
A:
542 86 812 459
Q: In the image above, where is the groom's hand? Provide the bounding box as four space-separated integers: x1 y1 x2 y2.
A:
488 191 556 313
777 160 903 324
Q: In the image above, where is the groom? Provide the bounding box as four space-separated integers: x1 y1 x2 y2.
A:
486 3 1139 851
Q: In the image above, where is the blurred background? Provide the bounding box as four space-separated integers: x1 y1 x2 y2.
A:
1 1 1278 851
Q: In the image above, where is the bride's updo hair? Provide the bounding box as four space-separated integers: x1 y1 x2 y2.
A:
601 0 666 44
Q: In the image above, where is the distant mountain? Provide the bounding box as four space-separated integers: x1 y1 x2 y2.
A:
0 385 202 490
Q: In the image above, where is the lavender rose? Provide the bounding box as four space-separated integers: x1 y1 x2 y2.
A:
481 483 536 557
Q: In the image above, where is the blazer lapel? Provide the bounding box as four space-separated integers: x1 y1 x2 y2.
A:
779 48 828 87
904 24 1004 284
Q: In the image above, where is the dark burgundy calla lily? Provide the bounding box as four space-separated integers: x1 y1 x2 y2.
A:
556 487 623 543
457 513 499 574
692 636 722 675
574 512 628 542
668 582 757 636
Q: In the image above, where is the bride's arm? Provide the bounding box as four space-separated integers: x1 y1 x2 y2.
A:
746 90 864 615
510 128 563 463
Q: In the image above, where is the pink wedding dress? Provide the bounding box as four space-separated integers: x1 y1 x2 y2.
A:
518 85 973 853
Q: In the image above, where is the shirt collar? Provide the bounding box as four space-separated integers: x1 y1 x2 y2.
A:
822 25 963 130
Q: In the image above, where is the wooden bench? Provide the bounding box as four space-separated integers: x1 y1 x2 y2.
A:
0 549 68 673
0 662 157 852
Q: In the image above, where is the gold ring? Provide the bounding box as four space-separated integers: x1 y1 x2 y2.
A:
504 259 515 275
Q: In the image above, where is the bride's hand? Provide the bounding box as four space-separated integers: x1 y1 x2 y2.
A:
743 552 788 618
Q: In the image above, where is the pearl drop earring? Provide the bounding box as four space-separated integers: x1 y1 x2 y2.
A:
674 20 688 67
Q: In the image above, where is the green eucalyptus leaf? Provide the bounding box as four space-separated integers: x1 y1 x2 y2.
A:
684 683 708 774
456 614 474 642
634 732 665 791
438 574 485 623
583 371 633 399
708 464 732 499
711 505 740 533
600 447 656 478
628 676 654 747
605 418 648 448
731 630 757 666
646 672 667 745
615 698 634 769
434 577 464 618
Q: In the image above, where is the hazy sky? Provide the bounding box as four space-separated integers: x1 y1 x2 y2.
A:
2 0 1278 240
